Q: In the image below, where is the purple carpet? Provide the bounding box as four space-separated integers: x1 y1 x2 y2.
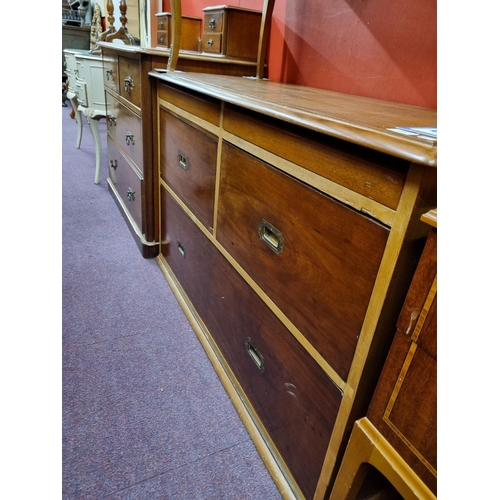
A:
62 101 282 499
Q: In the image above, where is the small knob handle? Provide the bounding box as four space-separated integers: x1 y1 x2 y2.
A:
126 187 135 201
159 21 164 28
159 36 164 44
109 159 118 170
124 76 133 92
108 115 116 126
125 131 135 146
106 68 113 80
208 17 216 30
207 39 214 47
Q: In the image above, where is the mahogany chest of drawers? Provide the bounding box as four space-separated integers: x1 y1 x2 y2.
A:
150 72 437 500
201 5 262 59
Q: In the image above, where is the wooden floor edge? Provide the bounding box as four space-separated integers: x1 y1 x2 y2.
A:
155 255 299 500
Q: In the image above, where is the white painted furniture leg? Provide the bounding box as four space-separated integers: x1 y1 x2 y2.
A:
69 97 83 149
87 116 103 184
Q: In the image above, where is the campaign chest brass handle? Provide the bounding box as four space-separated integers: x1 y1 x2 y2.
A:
177 150 188 170
245 338 265 374
125 131 135 146
124 76 133 92
258 219 284 255
126 187 135 201
177 240 186 258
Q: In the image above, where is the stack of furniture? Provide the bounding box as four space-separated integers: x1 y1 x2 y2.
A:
97 1 437 498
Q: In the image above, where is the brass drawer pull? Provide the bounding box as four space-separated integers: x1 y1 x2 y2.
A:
159 36 165 44
207 38 214 47
177 240 186 258
109 159 118 170
258 219 284 255
159 21 164 29
108 115 116 126
124 76 133 92
105 68 113 80
126 187 135 201
125 131 135 146
177 150 188 170
208 17 216 30
245 338 265 374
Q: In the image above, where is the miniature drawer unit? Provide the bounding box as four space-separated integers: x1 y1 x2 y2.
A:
201 5 262 59
155 12 201 51
151 72 437 500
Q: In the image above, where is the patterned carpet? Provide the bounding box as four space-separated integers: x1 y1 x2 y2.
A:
61 100 281 499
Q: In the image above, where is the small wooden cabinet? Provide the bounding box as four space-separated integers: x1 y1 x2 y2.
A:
151 72 437 499
155 12 201 51
201 5 262 59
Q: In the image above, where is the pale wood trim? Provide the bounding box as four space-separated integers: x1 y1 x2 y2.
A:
156 254 301 500
222 130 397 227
157 98 220 136
411 276 437 344
421 208 437 228
212 102 225 236
329 418 436 500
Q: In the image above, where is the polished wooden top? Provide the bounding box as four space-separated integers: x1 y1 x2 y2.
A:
149 71 437 166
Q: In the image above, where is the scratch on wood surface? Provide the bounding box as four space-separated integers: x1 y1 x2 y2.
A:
406 311 419 335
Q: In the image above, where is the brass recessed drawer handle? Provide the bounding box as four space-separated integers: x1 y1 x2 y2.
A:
108 115 116 126
106 68 113 80
177 240 186 258
207 38 214 47
258 219 284 255
124 76 133 92
126 187 135 201
125 131 135 146
109 159 118 170
177 150 188 170
245 338 265 374
208 17 216 30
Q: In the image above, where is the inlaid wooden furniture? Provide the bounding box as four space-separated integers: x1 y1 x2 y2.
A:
155 12 201 51
201 5 262 59
64 48 107 184
150 71 437 500
329 209 437 500
99 0 274 257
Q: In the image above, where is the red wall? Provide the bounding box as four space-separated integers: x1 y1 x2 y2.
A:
163 0 437 108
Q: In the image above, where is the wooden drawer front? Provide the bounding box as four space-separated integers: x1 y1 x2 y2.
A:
201 33 222 54
156 14 169 31
224 107 408 210
217 143 389 380
108 141 143 228
118 55 141 109
158 84 220 126
161 187 342 500
203 10 224 33
157 31 170 48
75 80 88 107
102 51 118 94
106 94 143 172
202 7 261 59
159 108 217 230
